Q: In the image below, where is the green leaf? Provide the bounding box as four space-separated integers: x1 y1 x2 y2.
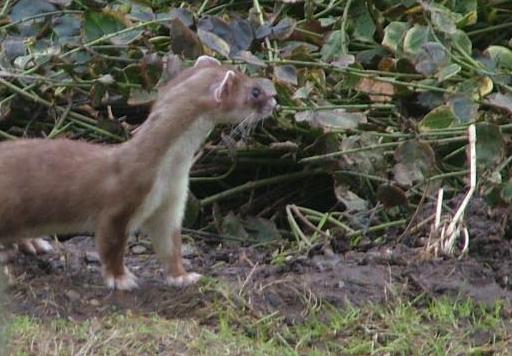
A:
9 0 55 22
221 212 249 240
53 14 82 45
319 16 337 27
485 46 512 71
1 38 25 61
295 109 367 131
437 63 461 81
321 30 345 62
245 217 281 241
452 30 472 55
197 28 230 58
414 42 449 76
448 95 478 123
419 106 455 131
231 50 267 67
334 185 368 212
268 17 296 40
9 0 56 36
382 22 408 53
453 0 478 27
273 65 298 86
393 140 435 185
476 123 504 168
84 11 142 45
395 140 435 167
350 1 376 43
430 6 458 34
403 25 431 57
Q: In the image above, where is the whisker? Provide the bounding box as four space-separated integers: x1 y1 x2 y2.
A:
230 113 257 141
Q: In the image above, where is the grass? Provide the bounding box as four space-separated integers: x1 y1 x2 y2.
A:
5 296 511 355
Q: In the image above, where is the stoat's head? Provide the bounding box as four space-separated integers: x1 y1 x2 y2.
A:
188 56 277 125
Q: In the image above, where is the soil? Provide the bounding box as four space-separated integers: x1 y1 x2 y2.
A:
3 198 512 322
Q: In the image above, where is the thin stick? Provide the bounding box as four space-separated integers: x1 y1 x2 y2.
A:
445 125 476 239
0 78 124 141
435 188 444 230
199 169 326 207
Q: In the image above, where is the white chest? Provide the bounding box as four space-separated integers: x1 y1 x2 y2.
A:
130 118 213 230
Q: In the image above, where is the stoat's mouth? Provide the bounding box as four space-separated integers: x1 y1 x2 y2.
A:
259 97 277 118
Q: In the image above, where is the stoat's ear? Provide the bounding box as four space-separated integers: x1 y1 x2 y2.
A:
195 55 221 68
213 70 236 103
165 54 183 80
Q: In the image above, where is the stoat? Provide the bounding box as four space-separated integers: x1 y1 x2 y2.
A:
0 56 277 290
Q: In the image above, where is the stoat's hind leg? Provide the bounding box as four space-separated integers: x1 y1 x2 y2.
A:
96 213 138 290
0 238 54 263
18 238 54 255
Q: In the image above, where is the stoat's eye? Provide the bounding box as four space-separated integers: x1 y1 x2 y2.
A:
251 87 261 99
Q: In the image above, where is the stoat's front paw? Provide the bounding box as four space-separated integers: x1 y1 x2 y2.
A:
166 272 203 288
104 268 138 290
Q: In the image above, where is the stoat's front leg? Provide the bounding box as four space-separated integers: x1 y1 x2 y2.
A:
142 181 202 287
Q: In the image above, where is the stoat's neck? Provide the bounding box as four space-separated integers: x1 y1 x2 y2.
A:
116 90 212 175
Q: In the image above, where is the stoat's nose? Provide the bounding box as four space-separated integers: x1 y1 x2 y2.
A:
261 97 277 117
270 97 277 110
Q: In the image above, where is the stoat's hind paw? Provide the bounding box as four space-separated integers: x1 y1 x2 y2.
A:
19 238 53 255
104 268 138 290
166 272 203 288
0 238 53 263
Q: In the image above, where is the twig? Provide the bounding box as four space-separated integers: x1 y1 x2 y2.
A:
0 10 83 30
199 169 326 207
289 205 332 240
252 0 273 61
426 124 476 258
442 125 476 255
467 21 512 36
239 262 259 297
339 0 354 55
60 17 173 59
0 78 124 141
281 104 394 111
286 205 311 247
300 136 467 163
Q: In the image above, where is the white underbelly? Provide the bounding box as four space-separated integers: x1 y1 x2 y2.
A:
129 166 190 232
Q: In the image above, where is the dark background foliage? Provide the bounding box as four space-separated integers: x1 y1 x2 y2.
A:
1 0 512 255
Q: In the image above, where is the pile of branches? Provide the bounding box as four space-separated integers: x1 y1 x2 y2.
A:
1 0 511 256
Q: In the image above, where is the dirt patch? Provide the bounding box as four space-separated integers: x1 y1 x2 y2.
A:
4 226 512 322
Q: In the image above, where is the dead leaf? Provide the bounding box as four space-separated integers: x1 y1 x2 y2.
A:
357 78 395 102
169 18 202 58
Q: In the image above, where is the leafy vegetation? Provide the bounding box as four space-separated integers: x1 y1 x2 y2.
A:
1 0 512 252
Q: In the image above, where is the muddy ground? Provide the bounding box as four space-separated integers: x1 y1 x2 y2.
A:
4 202 512 323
